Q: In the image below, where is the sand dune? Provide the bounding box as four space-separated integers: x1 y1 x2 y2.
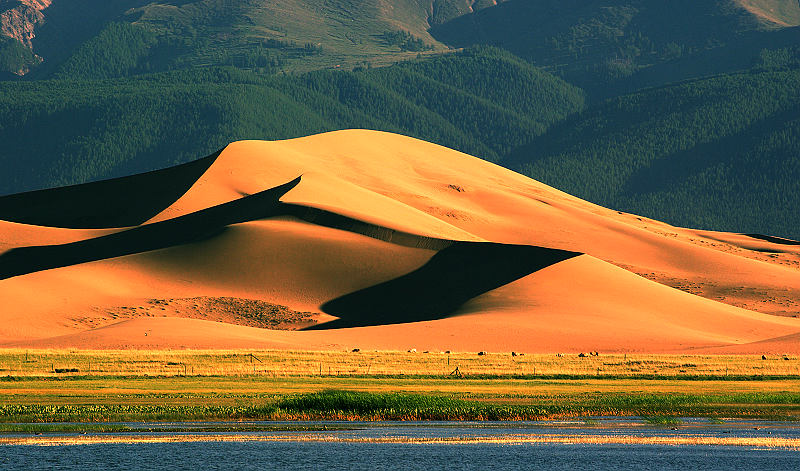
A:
0 151 219 229
1 130 799 352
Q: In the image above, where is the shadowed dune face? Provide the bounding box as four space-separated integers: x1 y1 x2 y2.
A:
1 130 799 352
746 233 800 246
0 177 302 280
0 149 221 228
315 242 579 328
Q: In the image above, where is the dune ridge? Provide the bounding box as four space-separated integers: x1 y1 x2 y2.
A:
0 149 222 229
1 130 799 352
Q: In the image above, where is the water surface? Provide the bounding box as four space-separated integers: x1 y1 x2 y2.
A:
2 419 798 470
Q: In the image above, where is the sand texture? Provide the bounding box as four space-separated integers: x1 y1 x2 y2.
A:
1 130 799 353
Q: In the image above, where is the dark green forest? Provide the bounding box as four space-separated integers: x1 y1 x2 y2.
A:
509 59 800 237
1 0 799 238
0 47 583 193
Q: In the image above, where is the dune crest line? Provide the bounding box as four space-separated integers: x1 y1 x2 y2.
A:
0 148 224 229
0 177 300 280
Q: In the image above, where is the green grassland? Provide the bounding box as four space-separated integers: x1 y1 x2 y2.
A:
3 349 800 378
1 350 799 424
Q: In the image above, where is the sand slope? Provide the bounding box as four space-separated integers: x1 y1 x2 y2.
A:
1 130 799 352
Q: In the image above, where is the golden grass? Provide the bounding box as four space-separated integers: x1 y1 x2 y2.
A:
2 349 799 378
1 349 799 423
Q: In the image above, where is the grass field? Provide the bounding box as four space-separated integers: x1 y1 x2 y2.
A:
1 349 799 424
3 349 799 378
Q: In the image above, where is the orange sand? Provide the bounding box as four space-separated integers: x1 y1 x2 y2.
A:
1 130 799 353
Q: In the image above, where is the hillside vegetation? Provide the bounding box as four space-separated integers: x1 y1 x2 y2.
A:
0 37 39 76
431 0 799 94
0 47 583 193
20 0 506 78
511 54 800 238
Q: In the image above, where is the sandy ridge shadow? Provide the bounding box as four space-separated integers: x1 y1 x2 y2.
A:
0 177 301 280
0 148 223 229
311 242 581 328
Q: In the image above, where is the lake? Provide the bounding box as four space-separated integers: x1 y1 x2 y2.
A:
2 419 799 470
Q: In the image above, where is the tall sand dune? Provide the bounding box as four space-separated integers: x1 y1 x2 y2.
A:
1 130 798 352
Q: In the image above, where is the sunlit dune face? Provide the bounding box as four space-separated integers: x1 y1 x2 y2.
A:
0 130 799 352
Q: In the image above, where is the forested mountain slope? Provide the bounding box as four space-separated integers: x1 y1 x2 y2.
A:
509 57 800 238
0 47 583 193
431 0 800 94
2 0 509 77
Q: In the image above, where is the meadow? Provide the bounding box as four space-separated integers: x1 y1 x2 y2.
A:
2 349 800 378
1 349 798 426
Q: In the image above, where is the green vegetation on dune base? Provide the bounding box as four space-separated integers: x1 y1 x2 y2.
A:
3 350 799 379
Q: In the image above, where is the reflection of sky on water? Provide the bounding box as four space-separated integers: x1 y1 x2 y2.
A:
2 419 800 470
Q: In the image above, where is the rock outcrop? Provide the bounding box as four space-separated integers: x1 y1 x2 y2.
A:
0 0 51 48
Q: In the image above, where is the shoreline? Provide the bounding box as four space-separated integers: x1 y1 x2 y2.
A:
2 418 800 449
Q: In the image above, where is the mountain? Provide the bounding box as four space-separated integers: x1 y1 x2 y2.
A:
508 57 800 239
0 0 47 76
5 0 798 81
430 0 800 94
0 47 583 194
2 0 514 77
1 131 798 352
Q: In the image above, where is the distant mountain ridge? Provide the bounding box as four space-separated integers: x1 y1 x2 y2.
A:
430 0 800 92
2 0 798 78
0 0 511 77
